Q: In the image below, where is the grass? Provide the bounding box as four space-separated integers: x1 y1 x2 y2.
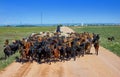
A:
71 26 120 56
0 26 56 70
0 26 120 70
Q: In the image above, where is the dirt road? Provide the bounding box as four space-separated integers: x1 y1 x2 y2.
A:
0 27 120 77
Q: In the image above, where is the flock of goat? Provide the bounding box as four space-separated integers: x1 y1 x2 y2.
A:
3 31 100 64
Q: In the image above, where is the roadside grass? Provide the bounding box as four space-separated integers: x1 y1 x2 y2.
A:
0 26 55 70
71 26 120 56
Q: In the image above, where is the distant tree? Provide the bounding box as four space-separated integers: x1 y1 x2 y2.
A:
70 25 74 26
58 24 63 27
5 25 11 27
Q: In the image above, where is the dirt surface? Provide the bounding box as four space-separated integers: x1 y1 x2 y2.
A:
0 26 120 77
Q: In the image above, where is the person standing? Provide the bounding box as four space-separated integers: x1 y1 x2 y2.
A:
56 25 61 32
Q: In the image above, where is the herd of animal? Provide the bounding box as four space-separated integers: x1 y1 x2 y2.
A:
3 31 100 64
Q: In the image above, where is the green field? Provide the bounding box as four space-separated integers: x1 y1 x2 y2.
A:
0 26 120 70
72 26 120 57
0 26 55 70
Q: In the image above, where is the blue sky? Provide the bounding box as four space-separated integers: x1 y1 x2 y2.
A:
0 0 120 25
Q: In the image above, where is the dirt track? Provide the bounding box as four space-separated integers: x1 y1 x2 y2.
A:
0 27 120 77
